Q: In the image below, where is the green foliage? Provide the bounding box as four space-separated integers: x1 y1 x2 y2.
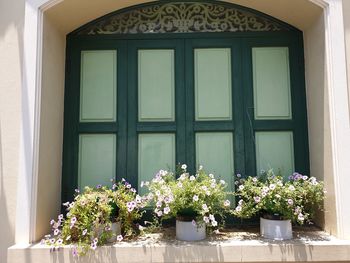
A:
44 181 146 256
233 170 325 224
143 164 231 228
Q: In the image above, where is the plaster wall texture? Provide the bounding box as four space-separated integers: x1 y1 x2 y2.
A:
0 0 350 262
0 0 25 261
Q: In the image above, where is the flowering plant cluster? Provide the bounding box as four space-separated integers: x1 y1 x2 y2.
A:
143 164 231 228
233 170 325 224
44 180 145 256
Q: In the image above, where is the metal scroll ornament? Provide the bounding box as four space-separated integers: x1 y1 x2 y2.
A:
78 2 287 35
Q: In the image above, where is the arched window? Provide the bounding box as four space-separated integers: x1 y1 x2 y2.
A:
62 1 309 201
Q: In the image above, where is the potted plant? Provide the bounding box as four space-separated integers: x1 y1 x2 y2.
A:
44 180 146 256
144 164 231 241
233 170 325 240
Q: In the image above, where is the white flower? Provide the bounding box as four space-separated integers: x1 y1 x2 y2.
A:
211 182 216 188
239 185 244 191
298 213 305 221
190 175 195 181
288 185 295 191
209 214 215 221
238 199 244 205
211 179 216 183
54 229 60 236
156 210 163 217
211 220 218 227
202 204 209 212
206 191 211 196
117 235 123 242
235 206 242 212
203 216 210 223
177 182 183 188
209 174 214 179
287 199 294 205
145 181 150 186
254 196 261 203
164 207 170 214
135 195 142 203
181 164 187 170
236 173 242 178
275 194 281 199
261 192 267 197
192 220 196 226
193 195 199 201
302 175 308 180
199 165 203 170
252 177 258 183
224 200 231 207
140 181 144 188
220 180 226 185
82 229 87 236
262 186 269 192
201 185 208 191
269 184 276 190
179 174 187 181
156 201 162 208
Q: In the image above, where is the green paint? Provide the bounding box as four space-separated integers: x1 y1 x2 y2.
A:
78 134 116 189
138 49 175 122
252 47 292 120
80 50 117 122
194 48 232 121
195 132 234 191
255 131 294 178
138 133 175 194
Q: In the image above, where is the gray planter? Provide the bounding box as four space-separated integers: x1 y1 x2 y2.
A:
260 217 293 240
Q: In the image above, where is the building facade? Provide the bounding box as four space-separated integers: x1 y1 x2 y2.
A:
1 0 350 262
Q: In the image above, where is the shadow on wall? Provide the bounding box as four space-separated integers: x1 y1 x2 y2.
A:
0 0 25 262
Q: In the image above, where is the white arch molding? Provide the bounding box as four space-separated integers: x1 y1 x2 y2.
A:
16 0 350 244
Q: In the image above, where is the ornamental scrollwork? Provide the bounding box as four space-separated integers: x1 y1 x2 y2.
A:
77 2 288 35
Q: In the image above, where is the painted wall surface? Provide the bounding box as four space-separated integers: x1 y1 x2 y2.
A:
343 0 350 117
0 0 349 262
0 0 24 261
304 13 337 235
35 14 65 241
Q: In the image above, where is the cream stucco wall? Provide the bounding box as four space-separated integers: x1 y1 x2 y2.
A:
0 0 24 261
1 0 350 262
34 14 66 241
343 0 350 116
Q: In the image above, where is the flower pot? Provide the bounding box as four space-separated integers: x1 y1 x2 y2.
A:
176 219 206 241
107 221 121 243
260 217 292 240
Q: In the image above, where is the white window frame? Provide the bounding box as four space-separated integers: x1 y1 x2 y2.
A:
16 0 350 243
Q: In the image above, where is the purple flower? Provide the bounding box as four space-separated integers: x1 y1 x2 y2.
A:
96 184 102 189
72 246 78 257
91 242 97 250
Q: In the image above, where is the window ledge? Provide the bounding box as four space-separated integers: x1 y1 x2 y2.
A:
8 230 350 263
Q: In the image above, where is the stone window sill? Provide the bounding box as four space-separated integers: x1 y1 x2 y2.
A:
8 228 350 263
